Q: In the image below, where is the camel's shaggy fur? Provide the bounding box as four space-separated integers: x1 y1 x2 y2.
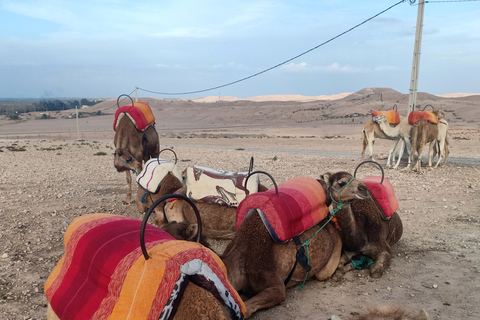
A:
114 116 159 204
371 115 413 169
321 172 403 278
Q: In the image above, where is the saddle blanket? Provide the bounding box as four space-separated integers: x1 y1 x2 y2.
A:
185 166 259 207
114 101 155 132
236 176 329 243
362 176 398 218
408 111 438 125
44 213 246 320
137 158 183 193
372 110 400 125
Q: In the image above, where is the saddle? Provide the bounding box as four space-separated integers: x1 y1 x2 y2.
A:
185 166 259 207
45 213 246 320
372 110 400 125
137 158 183 193
408 111 438 125
362 176 398 219
114 101 155 132
236 176 329 243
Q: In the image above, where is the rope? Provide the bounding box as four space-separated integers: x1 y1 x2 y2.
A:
297 178 355 290
117 153 137 175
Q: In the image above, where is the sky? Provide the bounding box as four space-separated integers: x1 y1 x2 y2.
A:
1 0 479 99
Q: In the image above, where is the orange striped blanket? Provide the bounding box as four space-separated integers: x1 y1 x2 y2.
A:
236 177 329 243
44 213 246 320
408 111 438 125
371 110 400 125
114 102 155 132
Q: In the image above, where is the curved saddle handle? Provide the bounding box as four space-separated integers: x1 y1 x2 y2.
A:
392 104 397 112
140 193 202 260
158 148 178 164
423 104 434 111
117 94 134 109
244 170 278 195
354 160 384 184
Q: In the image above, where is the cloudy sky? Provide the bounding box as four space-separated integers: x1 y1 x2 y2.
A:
1 0 479 99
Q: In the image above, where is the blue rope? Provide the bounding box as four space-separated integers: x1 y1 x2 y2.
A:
141 191 150 203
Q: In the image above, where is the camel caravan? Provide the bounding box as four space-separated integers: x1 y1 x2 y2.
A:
362 104 449 172
45 97 428 319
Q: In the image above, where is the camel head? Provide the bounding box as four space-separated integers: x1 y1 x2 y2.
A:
113 148 142 173
161 221 211 249
319 172 369 205
372 114 387 123
432 109 445 119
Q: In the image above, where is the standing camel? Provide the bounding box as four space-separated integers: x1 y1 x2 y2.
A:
361 116 405 167
114 110 159 204
409 110 444 173
371 115 413 169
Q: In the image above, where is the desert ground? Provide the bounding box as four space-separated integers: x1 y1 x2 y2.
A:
0 88 479 319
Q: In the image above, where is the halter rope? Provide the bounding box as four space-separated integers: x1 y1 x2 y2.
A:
116 153 138 175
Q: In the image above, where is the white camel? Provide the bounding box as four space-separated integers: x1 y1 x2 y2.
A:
361 118 405 165
371 115 413 169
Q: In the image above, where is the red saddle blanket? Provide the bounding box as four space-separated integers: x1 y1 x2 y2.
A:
236 177 329 243
372 110 400 125
408 111 438 125
45 213 246 320
362 176 398 218
114 101 155 132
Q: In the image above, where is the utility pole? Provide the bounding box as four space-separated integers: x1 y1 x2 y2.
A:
407 0 425 116
135 86 138 102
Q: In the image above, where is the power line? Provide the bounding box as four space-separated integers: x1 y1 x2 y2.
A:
138 0 406 96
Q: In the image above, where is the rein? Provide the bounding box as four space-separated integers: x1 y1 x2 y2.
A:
116 152 138 175
290 178 355 290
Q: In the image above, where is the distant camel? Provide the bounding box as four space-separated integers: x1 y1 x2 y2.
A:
371 115 413 169
362 116 405 168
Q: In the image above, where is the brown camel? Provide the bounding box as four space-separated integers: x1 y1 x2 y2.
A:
361 115 406 167
221 172 369 317
409 110 444 173
321 171 403 278
114 115 159 204
163 185 268 239
332 305 428 320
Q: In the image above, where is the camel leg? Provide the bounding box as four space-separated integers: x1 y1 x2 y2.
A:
370 251 391 278
428 141 435 169
245 284 286 318
386 139 400 168
392 139 405 169
404 137 413 170
434 139 445 168
442 139 449 167
361 130 367 161
124 170 132 204
47 303 60 320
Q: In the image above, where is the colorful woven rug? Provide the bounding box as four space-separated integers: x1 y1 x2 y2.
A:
137 158 183 193
408 111 438 125
362 176 398 218
114 101 155 132
236 176 329 243
372 110 400 125
44 213 246 320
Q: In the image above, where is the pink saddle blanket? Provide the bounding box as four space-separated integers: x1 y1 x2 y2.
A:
408 111 438 125
114 101 155 132
236 177 329 243
362 176 398 218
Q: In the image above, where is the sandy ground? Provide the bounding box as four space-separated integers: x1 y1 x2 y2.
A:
0 92 479 319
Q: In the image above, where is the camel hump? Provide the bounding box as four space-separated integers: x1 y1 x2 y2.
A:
114 101 155 131
236 176 329 242
408 111 438 125
372 110 400 125
362 176 399 218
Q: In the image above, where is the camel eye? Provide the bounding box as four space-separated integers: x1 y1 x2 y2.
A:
338 181 346 187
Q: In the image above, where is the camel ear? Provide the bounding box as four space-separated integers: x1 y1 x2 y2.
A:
321 173 332 185
416 310 428 320
331 316 341 320
185 223 198 241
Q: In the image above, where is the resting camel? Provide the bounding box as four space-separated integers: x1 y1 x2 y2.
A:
114 115 159 204
361 115 405 166
332 306 428 320
409 110 444 173
321 171 403 278
371 115 413 169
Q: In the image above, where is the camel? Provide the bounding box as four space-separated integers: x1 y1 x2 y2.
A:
409 110 444 173
332 305 428 320
114 115 159 204
221 171 369 317
371 115 413 169
321 171 403 278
